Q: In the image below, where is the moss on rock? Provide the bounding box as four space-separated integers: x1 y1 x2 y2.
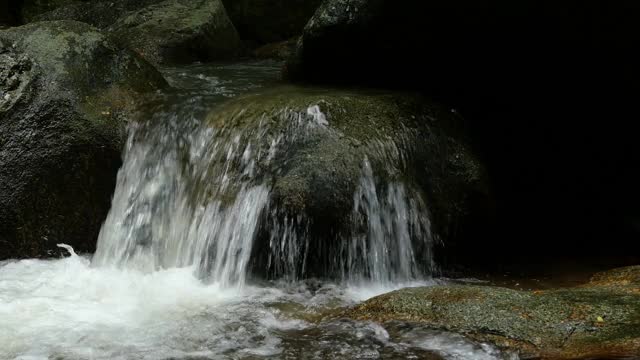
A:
107 0 241 66
344 266 640 359
205 86 487 277
0 21 166 260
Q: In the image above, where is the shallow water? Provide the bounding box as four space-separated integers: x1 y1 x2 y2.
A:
0 250 514 360
1 62 516 360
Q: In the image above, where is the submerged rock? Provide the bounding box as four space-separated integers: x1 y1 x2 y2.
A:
203 86 487 278
107 0 241 66
0 21 166 259
345 266 640 359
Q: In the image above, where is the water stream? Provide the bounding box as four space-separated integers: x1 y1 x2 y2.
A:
0 61 515 360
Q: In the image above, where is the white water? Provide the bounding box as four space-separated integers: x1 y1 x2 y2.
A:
0 63 513 359
93 90 435 288
0 250 510 360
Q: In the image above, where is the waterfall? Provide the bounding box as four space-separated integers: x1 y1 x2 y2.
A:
93 101 435 287
346 158 434 284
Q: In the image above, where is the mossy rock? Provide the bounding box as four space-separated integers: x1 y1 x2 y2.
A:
204 86 487 277
107 0 241 66
33 0 165 29
344 265 640 359
0 21 166 260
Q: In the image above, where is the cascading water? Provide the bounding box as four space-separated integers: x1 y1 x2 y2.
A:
93 93 435 288
0 62 512 360
345 158 434 284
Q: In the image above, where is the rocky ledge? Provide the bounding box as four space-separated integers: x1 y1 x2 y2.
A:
344 266 640 359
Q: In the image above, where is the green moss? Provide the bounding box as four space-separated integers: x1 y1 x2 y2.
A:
108 0 241 65
205 85 486 242
345 266 640 358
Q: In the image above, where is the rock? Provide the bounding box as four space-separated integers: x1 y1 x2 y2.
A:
107 0 241 66
0 21 166 260
221 0 322 46
252 38 298 60
345 266 640 359
34 0 164 29
283 0 640 268
283 0 394 85
20 0 83 23
204 86 487 277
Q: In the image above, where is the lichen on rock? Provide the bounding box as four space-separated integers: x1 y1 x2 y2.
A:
0 20 166 260
344 266 640 359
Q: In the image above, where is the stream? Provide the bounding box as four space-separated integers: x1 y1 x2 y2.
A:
0 61 516 360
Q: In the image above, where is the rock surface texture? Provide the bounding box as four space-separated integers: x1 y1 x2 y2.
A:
0 21 166 259
204 86 487 277
346 266 640 359
35 0 242 66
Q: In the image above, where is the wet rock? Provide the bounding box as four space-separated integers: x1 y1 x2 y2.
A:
0 21 166 260
222 0 322 46
345 266 640 359
107 0 241 66
205 86 487 277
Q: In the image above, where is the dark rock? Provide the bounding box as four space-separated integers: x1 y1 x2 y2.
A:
345 266 640 359
284 0 640 267
34 0 165 29
20 0 84 23
252 38 298 60
0 21 167 260
205 86 487 278
107 0 241 66
221 0 322 46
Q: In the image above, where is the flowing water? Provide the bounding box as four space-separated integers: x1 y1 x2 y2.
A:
0 61 515 360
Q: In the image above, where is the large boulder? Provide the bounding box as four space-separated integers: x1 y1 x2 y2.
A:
107 0 241 66
221 0 322 46
35 0 242 66
203 86 488 278
0 21 166 260
284 0 640 267
345 266 640 359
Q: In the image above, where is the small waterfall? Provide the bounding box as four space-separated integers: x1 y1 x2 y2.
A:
93 111 276 287
346 158 434 284
94 100 436 287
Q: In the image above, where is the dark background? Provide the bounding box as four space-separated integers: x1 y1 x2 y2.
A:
287 0 640 270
